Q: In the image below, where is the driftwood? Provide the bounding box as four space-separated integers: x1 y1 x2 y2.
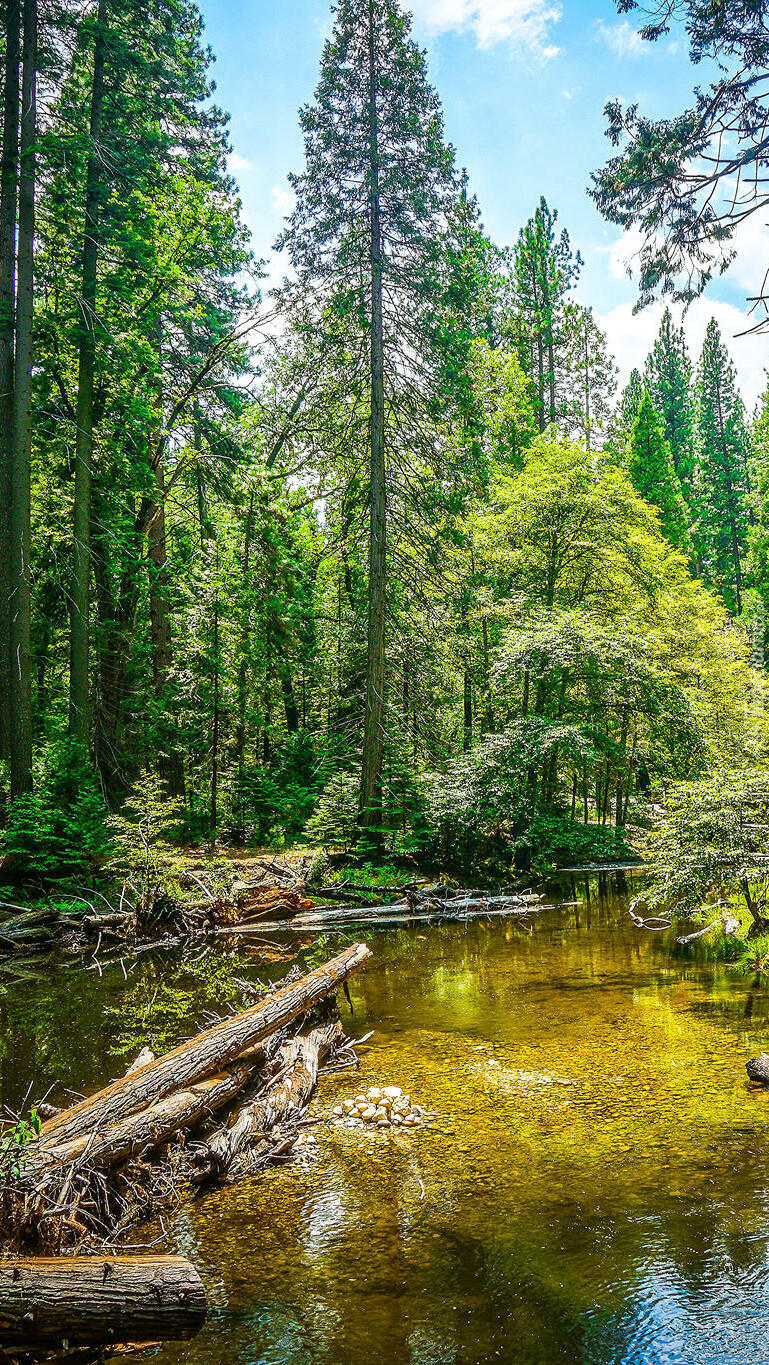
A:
0 1256 206 1346
222 892 546 933
192 1021 342 1181
676 912 741 946
39 943 370 1149
0 948 371 1250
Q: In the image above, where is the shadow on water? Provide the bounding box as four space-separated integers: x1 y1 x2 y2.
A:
4 872 769 1363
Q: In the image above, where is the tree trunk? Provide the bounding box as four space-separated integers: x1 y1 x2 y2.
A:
359 0 386 840
38 943 371 1149
69 0 108 747
0 1256 206 1346
210 568 219 832
233 489 254 836
38 1057 259 1171
8 0 35 798
193 1022 341 1180
0 0 21 765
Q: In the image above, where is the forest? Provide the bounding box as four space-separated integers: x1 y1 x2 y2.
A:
3 1 769 1361
0 0 768 911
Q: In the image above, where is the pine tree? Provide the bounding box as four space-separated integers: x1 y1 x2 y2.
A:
278 0 457 838
645 308 695 498
694 318 751 613
509 197 581 432
561 303 617 451
627 390 690 551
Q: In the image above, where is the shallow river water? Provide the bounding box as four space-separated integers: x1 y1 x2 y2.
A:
5 873 769 1364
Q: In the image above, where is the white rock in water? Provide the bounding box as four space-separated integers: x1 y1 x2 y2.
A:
332 1106 343 1117
367 1087 382 1102
355 1094 367 1105
382 1086 402 1100
361 1105 377 1121
376 1119 390 1128
374 1106 388 1120
342 1100 355 1114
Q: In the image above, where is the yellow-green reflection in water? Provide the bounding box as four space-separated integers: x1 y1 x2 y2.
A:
150 879 769 1365
5 874 769 1363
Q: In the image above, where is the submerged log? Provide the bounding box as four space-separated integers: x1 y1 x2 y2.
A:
193 1021 342 1180
0 1256 206 1346
39 943 371 1150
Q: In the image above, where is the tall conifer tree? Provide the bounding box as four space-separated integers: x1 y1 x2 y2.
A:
278 0 457 838
628 390 690 551
694 318 751 613
645 308 695 498
509 197 581 432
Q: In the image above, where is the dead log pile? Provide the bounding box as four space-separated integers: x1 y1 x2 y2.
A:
0 944 371 1252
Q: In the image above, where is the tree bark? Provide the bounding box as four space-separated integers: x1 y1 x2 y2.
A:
37 1057 260 1171
38 943 371 1148
0 0 21 765
0 1256 206 1346
193 1021 341 1180
69 0 108 746
359 0 386 840
8 0 35 797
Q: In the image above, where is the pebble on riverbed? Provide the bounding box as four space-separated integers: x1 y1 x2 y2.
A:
330 1085 423 1131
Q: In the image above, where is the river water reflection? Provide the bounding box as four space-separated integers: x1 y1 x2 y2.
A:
4 873 769 1363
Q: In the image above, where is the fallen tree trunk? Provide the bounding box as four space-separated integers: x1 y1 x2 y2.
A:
222 894 546 933
37 1059 258 1173
0 1255 206 1346
39 943 370 1149
193 1021 342 1180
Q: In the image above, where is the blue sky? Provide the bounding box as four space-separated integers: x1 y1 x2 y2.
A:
198 0 768 405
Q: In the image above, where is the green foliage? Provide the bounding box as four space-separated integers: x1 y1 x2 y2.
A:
306 772 364 850
2 740 110 876
638 768 769 930
694 319 751 612
521 814 630 872
645 309 695 496
109 773 186 918
627 391 690 552
0 1108 41 1180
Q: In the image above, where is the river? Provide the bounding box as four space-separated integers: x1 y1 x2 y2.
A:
4 872 769 1364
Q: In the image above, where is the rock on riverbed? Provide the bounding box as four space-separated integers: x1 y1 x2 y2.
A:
331 1085 423 1130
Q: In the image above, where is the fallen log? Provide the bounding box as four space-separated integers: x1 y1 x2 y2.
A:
37 1059 258 1173
222 893 547 933
193 1021 342 1180
39 943 371 1150
0 1256 206 1346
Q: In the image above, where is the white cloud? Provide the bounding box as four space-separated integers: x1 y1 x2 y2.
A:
409 0 561 57
597 296 768 410
597 220 769 401
227 152 253 174
271 184 295 218
595 19 645 58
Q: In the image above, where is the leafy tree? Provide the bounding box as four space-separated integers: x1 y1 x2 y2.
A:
645 309 695 497
627 390 690 551
694 319 752 612
638 768 769 933
561 303 617 451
